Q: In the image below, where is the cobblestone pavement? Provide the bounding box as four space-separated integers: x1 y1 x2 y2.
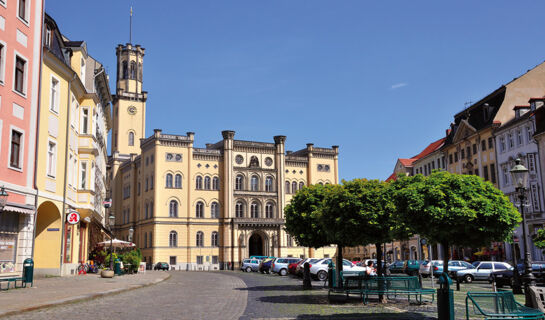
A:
233 271 437 320
1 272 247 320
0 271 169 317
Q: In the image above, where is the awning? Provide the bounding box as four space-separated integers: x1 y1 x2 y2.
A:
4 205 34 215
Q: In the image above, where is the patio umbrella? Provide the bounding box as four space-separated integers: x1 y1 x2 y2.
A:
96 239 135 248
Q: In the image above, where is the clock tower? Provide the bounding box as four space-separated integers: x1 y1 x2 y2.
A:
112 43 147 155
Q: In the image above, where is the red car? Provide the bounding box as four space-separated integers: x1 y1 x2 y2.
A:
288 261 301 275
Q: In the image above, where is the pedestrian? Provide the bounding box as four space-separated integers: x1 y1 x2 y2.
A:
366 260 376 276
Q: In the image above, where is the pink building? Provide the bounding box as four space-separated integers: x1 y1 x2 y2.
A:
0 0 44 274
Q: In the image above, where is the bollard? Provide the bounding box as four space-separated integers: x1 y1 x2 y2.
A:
303 262 312 290
456 276 460 291
491 275 497 292
437 272 455 320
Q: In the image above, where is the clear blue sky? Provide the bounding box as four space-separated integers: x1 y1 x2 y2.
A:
45 1 545 181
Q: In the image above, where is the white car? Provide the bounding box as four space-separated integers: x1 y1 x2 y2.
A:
420 260 443 277
456 261 513 283
309 258 366 281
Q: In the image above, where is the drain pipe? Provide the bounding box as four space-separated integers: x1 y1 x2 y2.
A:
31 0 46 262
59 73 77 275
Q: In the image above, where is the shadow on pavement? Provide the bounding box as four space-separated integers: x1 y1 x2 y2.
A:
258 294 346 305
295 313 435 319
236 285 307 291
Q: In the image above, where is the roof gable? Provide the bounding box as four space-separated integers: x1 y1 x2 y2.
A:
452 119 477 143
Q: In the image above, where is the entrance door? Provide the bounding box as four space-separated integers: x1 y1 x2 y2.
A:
249 233 263 257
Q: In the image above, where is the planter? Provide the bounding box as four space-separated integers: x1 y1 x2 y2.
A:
101 270 114 278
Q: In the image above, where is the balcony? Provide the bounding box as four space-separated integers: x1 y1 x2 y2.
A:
234 218 284 228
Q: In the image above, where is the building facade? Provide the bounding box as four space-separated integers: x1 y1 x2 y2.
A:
497 98 545 262
0 0 43 274
33 14 112 276
109 42 338 270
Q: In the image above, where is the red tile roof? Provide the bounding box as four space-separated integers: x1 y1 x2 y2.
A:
411 137 446 160
386 172 397 182
399 158 417 167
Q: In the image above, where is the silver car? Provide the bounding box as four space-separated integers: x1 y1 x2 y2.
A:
456 261 513 283
240 259 261 272
271 257 302 276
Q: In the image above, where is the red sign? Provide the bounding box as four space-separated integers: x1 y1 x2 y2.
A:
67 211 80 225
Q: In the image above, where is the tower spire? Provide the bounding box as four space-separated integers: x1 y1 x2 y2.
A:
129 6 133 43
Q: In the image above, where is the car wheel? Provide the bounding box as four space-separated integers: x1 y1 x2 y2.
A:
317 270 328 281
279 269 287 276
246 267 252 273
464 274 474 283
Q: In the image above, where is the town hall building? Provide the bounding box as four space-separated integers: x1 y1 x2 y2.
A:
108 42 338 270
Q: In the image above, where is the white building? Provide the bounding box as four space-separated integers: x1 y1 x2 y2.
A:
495 98 545 262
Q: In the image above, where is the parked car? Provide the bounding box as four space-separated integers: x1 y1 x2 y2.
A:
309 258 366 281
432 260 474 277
271 257 302 276
250 256 274 260
405 260 424 276
154 262 169 271
389 260 406 274
295 258 321 277
420 260 442 277
489 262 545 288
241 259 261 272
457 261 513 283
288 261 300 275
258 258 274 274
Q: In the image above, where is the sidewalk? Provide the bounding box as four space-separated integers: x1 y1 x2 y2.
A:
0 271 170 317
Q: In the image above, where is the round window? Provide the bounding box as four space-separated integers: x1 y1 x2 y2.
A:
235 155 244 165
265 157 273 166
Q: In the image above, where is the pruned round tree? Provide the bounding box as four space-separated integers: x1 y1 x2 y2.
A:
393 171 521 275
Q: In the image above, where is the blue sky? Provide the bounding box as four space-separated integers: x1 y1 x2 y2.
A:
46 1 545 181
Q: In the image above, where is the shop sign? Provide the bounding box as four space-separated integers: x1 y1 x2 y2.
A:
67 210 80 225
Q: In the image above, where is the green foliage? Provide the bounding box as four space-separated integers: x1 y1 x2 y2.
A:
393 171 521 247
120 249 142 273
105 252 118 264
534 229 545 249
284 184 330 248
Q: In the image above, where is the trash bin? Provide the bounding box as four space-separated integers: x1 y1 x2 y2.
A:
437 272 454 320
23 258 34 287
114 259 122 275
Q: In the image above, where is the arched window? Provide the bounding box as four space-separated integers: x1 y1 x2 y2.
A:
265 203 274 218
204 176 211 190
318 182 324 186
150 201 154 217
144 232 147 248
196 231 204 247
196 201 204 218
211 231 219 247
175 174 182 188
122 61 128 79
250 201 260 218
235 201 244 218
138 62 143 81
169 200 178 218
211 202 219 218
128 132 134 146
235 175 244 190
249 156 259 167
292 181 297 193
251 175 259 191
196 176 203 189
299 182 304 190
165 174 173 188
212 177 220 190
130 61 136 79
265 177 273 192
169 231 177 247
285 181 290 194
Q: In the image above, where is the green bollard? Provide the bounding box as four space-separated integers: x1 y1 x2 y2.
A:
437 272 455 320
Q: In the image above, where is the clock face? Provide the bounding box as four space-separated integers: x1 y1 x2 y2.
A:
127 106 137 115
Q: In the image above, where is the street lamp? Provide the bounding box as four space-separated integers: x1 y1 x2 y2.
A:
510 158 535 306
128 226 134 242
108 214 115 271
0 186 9 212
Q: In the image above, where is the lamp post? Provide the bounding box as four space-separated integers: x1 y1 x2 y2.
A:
510 158 536 306
0 186 9 212
108 214 115 270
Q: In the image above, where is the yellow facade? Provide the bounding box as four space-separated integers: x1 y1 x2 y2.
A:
34 15 112 276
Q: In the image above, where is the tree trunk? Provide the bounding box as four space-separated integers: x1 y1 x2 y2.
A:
442 241 449 276
336 245 343 288
375 243 386 303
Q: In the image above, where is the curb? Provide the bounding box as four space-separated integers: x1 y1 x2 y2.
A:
0 273 171 318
